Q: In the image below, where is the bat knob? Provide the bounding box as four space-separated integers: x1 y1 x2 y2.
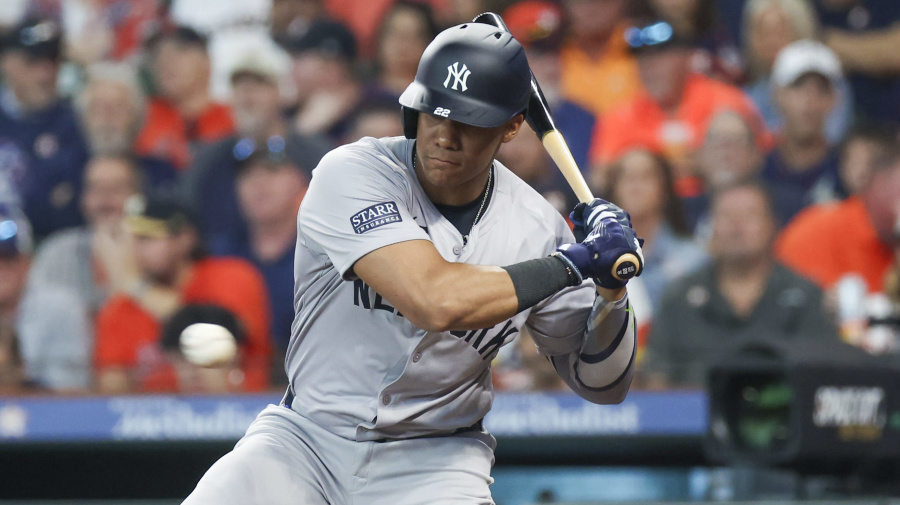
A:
612 253 640 282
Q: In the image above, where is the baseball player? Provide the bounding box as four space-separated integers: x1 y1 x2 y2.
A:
183 22 644 505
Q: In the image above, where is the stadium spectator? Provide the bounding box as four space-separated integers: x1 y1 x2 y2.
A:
62 0 162 64
635 0 744 84
589 19 767 194
344 98 404 143
504 0 597 171
497 126 575 216
0 203 92 391
686 109 765 234
817 0 900 123
742 0 852 143
209 145 309 382
559 0 642 117
183 48 331 243
160 304 249 393
642 180 838 388
76 62 178 192
605 148 707 311
26 155 142 316
776 128 900 294
135 25 234 170
839 122 895 196
764 40 848 225
271 0 327 49
0 17 89 238
286 19 362 143
368 0 438 101
94 195 271 394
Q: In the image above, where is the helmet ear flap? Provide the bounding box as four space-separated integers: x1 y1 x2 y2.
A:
402 106 419 139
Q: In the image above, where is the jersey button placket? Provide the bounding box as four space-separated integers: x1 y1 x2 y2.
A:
412 352 422 363
381 394 391 405
452 245 462 255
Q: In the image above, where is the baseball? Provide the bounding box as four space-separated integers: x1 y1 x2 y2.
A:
179 323 238 367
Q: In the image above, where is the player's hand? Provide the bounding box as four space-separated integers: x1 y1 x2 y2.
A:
556 201 644 289
569 198 632 239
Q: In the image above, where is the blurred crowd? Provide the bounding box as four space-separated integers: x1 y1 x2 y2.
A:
0 0 899 396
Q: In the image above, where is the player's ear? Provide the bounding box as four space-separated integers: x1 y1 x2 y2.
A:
501 114 525 143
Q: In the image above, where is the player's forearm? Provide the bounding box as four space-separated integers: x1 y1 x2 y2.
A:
412 263 521 332
553 291 636 404
354 240 576 332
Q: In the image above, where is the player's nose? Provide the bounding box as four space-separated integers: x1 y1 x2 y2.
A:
434 117 462 151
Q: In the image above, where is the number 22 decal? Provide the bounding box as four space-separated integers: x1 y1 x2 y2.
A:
433 107 451 117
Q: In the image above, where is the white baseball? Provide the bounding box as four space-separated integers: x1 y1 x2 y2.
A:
179 323 238 367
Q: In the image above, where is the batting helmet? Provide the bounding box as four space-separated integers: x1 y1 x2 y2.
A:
399 23 532 139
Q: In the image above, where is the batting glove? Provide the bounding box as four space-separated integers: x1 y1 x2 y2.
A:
570 198 632 238
557 199 644 289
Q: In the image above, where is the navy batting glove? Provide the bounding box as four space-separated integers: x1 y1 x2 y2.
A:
570 198 632 239
556 213 644 289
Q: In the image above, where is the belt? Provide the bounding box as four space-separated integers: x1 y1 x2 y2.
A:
280 385 484 442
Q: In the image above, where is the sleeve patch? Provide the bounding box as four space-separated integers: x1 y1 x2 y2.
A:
350 201 402 234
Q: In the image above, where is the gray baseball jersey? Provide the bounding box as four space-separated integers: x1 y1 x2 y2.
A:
288 136 594 441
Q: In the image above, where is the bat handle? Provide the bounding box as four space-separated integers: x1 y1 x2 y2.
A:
612 253 640 282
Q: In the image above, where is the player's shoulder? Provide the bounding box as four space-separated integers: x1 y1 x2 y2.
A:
493 160 573 242
315 136 410 174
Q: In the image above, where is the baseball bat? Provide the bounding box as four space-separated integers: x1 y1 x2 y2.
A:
472 12 639 282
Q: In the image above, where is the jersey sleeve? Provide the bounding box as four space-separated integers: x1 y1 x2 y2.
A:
298 144 429 279
522 212 596 356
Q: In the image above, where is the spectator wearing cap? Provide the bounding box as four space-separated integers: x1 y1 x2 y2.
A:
0 203 93 391
817 0 900 123
76 61 178 192
558 0 643 117
742 0 852 144
589 19 768 196
0 17 90 238
270 0 328 49
208 145 310 373
94 195 271 393
504 0 597 184
764 40 847 226
182 46 331 244
635 0 744 84
135 25 235 171
287 19 363 143
368 1 439 101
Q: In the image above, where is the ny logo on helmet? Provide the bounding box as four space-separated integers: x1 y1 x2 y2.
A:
443 62 471 92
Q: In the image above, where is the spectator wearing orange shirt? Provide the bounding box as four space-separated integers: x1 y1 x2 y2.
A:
94 195 270 394
776 126 900 294
589 20 768 195
559 0 642 117
135 26 234 170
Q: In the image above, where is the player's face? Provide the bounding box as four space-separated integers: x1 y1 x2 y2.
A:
415 113 523 204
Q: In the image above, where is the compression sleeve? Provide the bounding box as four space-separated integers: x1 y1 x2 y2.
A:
549 290 636 404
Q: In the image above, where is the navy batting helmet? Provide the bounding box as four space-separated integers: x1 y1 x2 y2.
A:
399 23 532 139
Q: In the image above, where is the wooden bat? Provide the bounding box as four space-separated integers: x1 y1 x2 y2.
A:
473 12 640 282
